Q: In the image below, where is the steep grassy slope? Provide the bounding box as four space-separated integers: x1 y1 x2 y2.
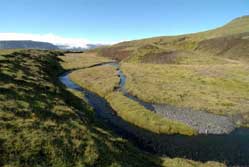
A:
0 50 224 167
96 16 249 62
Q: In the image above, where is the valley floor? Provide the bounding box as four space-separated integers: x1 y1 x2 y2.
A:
59 52 249 166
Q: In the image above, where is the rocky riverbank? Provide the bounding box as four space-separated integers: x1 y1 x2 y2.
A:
153 104 235 134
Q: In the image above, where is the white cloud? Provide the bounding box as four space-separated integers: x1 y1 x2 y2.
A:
0 33 113 48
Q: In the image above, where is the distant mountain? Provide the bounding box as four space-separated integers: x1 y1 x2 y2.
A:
0 40 59 50
0 40 106 51
86 43 106 49
57 43 106 51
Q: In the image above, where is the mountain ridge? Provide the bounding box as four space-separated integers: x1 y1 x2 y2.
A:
0 40 59 50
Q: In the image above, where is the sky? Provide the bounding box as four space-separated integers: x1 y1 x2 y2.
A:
0 0 248 47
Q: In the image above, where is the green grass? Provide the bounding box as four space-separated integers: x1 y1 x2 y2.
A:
69 65 120 97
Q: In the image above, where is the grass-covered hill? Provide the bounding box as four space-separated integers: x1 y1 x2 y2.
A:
96 16 249 62
0 50 225 167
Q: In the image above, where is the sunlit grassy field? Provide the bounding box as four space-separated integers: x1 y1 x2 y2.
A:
59 52 114 70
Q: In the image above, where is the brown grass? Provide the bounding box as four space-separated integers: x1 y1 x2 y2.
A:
98 45 133 61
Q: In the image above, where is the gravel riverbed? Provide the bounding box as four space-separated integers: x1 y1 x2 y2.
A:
153 104 236 134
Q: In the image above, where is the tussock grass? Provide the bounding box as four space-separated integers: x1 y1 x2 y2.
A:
59 52 114 70
106 92 196 135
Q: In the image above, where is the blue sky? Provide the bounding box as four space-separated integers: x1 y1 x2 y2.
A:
0 0 248 46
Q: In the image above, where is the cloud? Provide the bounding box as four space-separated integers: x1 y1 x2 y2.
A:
0 33 104 48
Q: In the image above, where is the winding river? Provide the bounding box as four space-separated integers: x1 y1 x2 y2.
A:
59 62 249 166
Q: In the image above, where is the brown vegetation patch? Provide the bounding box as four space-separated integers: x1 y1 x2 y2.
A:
196 33 249 60
141 51 195 64
99 46 133 61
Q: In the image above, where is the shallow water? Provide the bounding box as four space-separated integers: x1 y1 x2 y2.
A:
59 64 249 166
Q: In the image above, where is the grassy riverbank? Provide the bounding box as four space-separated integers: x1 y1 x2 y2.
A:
69 65 120 97
106 92 196 135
